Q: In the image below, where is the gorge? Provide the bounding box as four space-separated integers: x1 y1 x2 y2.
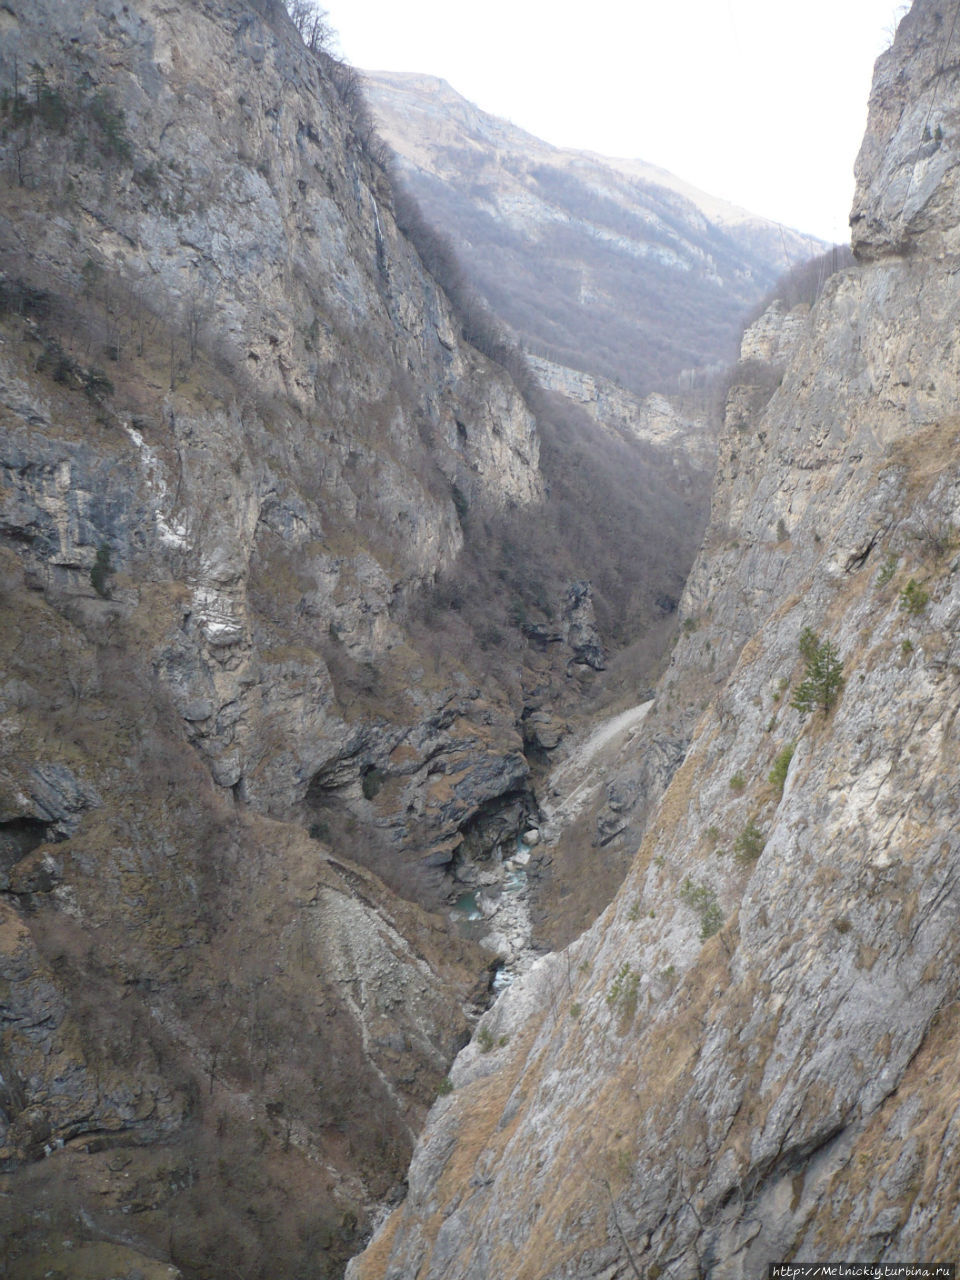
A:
2 1 957 1278
349 2 960 1274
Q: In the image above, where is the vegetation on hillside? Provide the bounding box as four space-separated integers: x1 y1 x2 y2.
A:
281 4 711 677
791 627 846 716
743 243 856 329
389 171 707 667
362 68 829 398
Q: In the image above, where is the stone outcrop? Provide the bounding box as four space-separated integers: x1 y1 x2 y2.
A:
0 0 542 823
737 300 810 365
528 354 718 474
560 581 606 671
851 0 960 260
347 3 960 1274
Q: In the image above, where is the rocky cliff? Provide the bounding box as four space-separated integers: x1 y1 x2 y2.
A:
362 70 827 396
0 1 562 1274
527 355 717 475
347 3 960 1274
851 0 960 260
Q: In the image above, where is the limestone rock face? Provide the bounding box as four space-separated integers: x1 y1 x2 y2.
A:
528 354 718 474
560 581 606 671
737 300 810 366
0 0 545 1271
0 897 185 1166
851 1 960 259
0 0 541 815
347 2 960 1274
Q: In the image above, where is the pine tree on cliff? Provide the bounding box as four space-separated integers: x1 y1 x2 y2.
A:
791 626 845 716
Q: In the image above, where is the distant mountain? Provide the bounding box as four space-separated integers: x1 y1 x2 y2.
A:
363 71 828 396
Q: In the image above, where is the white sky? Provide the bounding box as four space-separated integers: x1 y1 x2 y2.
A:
319 0 911 244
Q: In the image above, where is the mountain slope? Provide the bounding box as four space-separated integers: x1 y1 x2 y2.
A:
347 4 960 1274
0 0 749 1271
0 1 558 1274
363 70 827 396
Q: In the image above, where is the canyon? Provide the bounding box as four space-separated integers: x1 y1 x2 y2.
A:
0 0 725 1273
2 0 956 1278
349 2 960 1274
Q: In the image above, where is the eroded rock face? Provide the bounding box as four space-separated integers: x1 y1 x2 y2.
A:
561 581 606 671
851 1 960 259
0 0 545 1271
347 2 960 1274
737 300 810 366
527 356 718 474
0 0 542 817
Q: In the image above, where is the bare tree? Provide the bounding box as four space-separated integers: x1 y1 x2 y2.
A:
284 0 333 53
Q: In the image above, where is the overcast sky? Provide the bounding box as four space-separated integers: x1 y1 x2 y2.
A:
318 0 910 244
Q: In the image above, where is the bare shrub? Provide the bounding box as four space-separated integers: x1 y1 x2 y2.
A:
284 0 333 52
743 244 856 331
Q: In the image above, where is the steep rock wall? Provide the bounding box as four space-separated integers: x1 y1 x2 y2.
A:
0 0 549 1273
348 3 960 1274
0 0 541 827
852 0 960 260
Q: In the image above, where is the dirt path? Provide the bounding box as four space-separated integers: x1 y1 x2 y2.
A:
539 700 654 838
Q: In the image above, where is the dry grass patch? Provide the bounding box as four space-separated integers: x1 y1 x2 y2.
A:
414 1025 549 1278
885 416 960 501
810 998 960 1260
491 937 740 1279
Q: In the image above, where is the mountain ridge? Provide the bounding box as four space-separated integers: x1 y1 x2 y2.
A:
363 68 829 396
367 69 818 235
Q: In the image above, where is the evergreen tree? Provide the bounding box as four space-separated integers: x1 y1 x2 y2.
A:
791 630 844 716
